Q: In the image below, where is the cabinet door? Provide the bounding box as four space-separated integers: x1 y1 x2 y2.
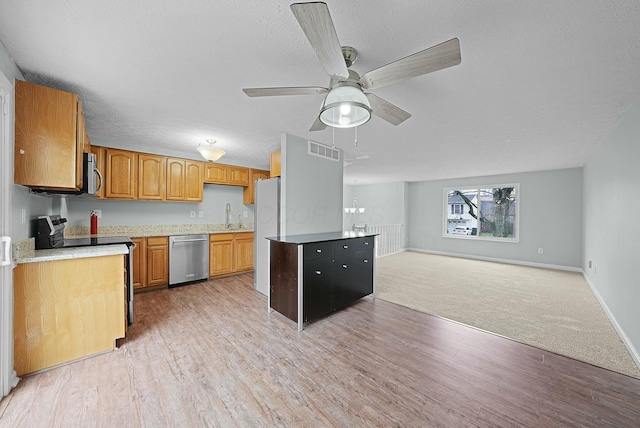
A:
210 237 234 276
185 160 203 202
138 154 166 200
166 158 186 201
204 163 227 184
234 235 254 272
14 80 81 189
228 166 249 186
105 149 138 199
351 250 374 300
131 237 147 290
89 145 106 199
303 256 334 322
270 151 281 178
146 237 168 286
243 169 270 204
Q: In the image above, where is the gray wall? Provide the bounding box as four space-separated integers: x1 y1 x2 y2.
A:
281 133 343 235
64 184 254 228
583 98 640 362
342 182 407 228
407 168 583 268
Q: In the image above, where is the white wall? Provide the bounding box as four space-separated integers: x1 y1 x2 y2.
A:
407 168 583 268
281 133 343 235
583 97 640 363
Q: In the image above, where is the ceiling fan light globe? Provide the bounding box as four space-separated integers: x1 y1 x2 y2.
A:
320 86 371 128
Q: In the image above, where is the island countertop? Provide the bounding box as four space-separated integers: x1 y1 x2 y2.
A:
266 231 378 245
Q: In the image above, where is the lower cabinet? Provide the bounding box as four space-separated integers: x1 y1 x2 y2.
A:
209 232 254 278
132 236 169 292
13 255 125 376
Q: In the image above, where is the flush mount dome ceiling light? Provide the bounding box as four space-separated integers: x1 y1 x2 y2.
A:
197 139 225 162
320 82 371 128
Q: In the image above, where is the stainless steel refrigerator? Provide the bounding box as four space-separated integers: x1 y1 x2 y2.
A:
254 177 280 295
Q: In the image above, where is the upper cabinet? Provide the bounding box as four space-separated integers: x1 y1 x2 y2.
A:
203 163 249 186
167 158 203 202
14 80 88 190
204 163 227 184
138 154 166 201
105 148 138 199
243 168 270 204
270 151 281 178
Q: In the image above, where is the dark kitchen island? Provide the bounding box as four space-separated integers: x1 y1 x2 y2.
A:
266 231 377 331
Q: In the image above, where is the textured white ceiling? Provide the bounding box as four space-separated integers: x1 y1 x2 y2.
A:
1 0 639 184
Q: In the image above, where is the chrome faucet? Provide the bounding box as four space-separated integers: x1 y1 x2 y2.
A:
225 203 231 229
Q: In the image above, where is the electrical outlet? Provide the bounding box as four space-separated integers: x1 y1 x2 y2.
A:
243 211 248 218
538 248 544 254
199 211 204 218
588 260 592 268
190 211 196 218
92 209 102 218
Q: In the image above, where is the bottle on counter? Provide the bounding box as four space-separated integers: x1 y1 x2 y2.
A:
90 210 98 235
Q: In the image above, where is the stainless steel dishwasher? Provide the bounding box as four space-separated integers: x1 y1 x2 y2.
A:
169 234 209 287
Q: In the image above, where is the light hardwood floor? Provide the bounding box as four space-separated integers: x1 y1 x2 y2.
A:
1 273 640 427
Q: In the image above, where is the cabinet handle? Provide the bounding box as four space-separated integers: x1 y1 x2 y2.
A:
316 249 322 253
342 264 348 269
315 270 322 275
364 242 369 245
343 245 348 249
363 259 369 263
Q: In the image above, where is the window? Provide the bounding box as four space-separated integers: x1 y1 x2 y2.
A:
443 184 519 242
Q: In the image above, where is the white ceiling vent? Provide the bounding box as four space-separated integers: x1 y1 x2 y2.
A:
308 140 340 162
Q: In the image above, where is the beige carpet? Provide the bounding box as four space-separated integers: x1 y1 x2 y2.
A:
375 251 640 378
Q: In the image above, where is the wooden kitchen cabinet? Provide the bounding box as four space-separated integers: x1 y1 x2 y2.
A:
228 166 250 186
14 80 88 190
270 151 281 178
131 237 146 289
243 168 270 204
105 148 138 199
209 232 254 278
167 158 204 202
138 154 166 200
132 236 168 291
204 163 227 184
234 232 254 272
13 255 125 376
185 160 204 201
203 163 249 186
146 237 169 286
210 234 234 277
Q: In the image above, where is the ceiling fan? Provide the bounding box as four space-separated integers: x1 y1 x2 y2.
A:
243 2 461 131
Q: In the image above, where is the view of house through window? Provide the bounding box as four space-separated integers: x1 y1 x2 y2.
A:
444 185 519 241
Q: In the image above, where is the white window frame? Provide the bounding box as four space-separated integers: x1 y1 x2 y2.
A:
443 183 520 243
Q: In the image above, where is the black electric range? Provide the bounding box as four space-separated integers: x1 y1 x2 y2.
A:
62 236 134 248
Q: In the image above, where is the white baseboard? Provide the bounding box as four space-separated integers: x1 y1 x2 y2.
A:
405 248 583 272
582 272 640 372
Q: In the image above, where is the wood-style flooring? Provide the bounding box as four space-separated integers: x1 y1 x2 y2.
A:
1 273 639 427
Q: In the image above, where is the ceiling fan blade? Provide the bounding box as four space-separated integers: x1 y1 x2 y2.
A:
366 93 412 126
359 38 461 90
290 2 349 80
309 116 327 131
243 86 328 97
